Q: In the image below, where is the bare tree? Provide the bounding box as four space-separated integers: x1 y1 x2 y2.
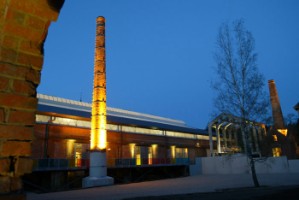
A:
212 19 269 187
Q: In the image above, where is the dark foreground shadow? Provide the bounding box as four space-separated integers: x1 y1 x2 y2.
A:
123 185 299 200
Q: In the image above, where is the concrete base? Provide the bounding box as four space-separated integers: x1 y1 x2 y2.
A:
82 151 114 188
82 176 114 188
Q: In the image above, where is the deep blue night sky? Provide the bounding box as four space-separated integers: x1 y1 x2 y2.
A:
38 0 299 128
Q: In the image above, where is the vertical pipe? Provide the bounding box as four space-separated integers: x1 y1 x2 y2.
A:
44 123 49 158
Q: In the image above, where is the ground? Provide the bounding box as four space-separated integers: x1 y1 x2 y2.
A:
124 185 299 200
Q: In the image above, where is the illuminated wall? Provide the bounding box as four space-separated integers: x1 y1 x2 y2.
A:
90 16 107 150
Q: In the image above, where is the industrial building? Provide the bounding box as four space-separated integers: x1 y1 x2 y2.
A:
33 93 212 168
24 94 215 190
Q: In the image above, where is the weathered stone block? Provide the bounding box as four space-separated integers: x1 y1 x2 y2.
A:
5 8 26 25
0 176 22 194
12 79 36 96
0 107 5 122
0 93 37 110
26 15 46 30
9 0 61 21
3 21 44 41
0 0 7 8
25 68 41 85
15 157 33 176
0 176 22 195
8 109 35 125
17 52 44 69
0 47 18 63
20 40 43 55
2 35 19 49
0 158 10 175
0 63 28 79
0 125 34 140
1 141 31 157
0 76 10 92
0 176 11 194
0 0 65 195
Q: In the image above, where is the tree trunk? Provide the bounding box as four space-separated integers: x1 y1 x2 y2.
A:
244 124 260 187
249 156 260 187
241 127 248 155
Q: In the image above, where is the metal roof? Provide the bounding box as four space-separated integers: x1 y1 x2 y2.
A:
37 94 207 135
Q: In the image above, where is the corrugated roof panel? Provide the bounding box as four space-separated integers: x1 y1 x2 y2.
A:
37 93 207 135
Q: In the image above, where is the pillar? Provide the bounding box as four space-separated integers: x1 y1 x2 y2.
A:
82 16 113 188
208 123 213 156
223 126 227 150
252 126 259 154
228 128 232 147
223 123 231 151
216 124 222 154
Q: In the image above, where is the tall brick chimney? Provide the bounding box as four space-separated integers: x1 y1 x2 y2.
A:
82 16 113 188
90 16 107 151
268 80 285 129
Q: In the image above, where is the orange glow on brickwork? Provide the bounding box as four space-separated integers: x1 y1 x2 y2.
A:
277 129 288 137
90 16 107 150
272 147 282 157
129 143 136 158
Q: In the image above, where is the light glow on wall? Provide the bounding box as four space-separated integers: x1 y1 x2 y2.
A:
184 148 188 157
66 139 75 157
151 144 158 158
170 145 176 159
272 147 281 157
129 143 136 158
277 129 288 137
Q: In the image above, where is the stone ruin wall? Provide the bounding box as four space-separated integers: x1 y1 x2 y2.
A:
0 0 64 196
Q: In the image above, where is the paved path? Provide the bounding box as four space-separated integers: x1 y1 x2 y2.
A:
27 173 299 200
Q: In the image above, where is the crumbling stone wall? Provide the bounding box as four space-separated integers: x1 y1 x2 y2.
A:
0 0 64 197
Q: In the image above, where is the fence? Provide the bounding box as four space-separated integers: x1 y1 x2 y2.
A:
33 158 190 171
189 154 299 176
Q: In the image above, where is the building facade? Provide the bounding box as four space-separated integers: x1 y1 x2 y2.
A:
32 94 214 171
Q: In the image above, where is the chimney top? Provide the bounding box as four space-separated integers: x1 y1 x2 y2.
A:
97 16 105 23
